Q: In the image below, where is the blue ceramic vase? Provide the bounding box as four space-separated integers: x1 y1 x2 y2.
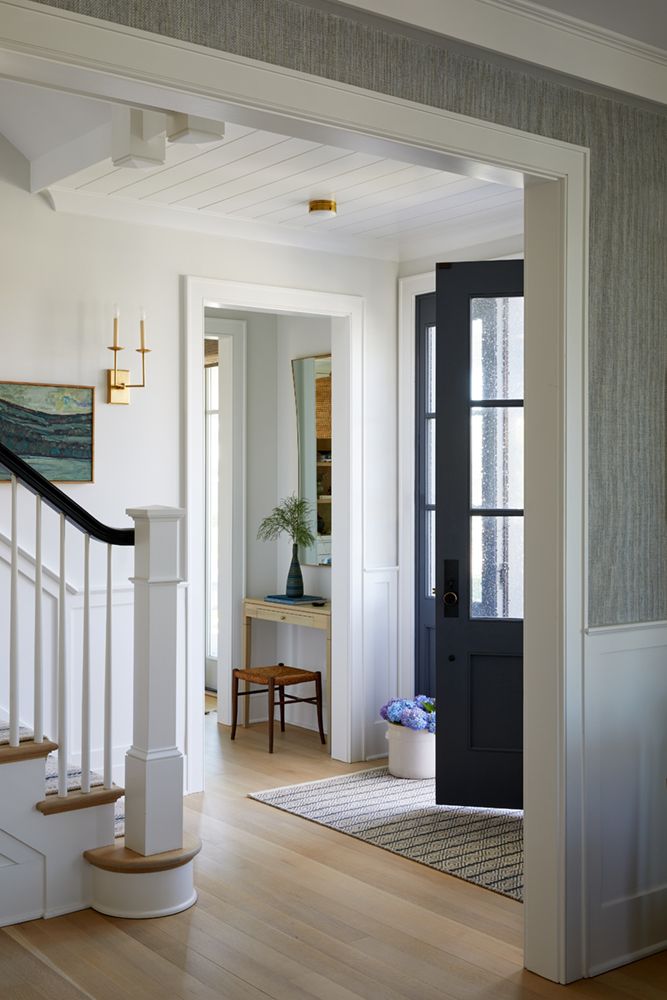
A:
286 542 304 597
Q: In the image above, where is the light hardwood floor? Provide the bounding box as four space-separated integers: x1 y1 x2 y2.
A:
2 715 666 999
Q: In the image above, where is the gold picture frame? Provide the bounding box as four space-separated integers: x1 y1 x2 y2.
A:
0 380 95 483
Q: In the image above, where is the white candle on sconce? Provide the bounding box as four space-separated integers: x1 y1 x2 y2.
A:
113 304 120 349
140 308 146 350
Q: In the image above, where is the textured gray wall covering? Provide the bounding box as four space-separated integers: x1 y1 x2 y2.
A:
35 0 667 626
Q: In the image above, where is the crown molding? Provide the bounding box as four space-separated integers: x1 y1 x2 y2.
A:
487 0 666 63
329 0 667 106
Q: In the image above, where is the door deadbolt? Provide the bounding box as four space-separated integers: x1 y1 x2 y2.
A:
443 561 459 617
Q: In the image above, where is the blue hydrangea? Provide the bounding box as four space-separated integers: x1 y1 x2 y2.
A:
400 707 428 730
379 696 436 732
385 699 411 723
415 694 435 712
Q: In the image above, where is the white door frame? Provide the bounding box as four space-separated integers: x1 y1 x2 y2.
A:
202 320 247 710
0 1 589 981
186 279 364 768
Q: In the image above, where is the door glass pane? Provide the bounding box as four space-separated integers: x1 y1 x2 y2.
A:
470 297 523 400
471 406 523 509
426 325 436 413
426 509 435 599
471 515 523 618
426 417 436 505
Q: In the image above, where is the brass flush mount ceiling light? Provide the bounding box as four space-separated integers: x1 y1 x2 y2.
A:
308 199 337 218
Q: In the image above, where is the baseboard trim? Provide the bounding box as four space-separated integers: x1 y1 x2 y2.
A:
43 900 91 920
588 938 667 977
0 908 44 927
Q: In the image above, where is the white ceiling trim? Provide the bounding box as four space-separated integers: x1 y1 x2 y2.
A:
333 0 667 105
30 122 110 192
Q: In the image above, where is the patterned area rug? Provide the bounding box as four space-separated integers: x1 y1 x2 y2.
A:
250 767 523 901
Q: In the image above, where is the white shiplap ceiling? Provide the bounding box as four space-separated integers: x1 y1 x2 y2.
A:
0 80 523 261
50 121 523 261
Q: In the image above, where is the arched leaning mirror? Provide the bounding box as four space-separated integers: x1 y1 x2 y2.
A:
292 354 332 567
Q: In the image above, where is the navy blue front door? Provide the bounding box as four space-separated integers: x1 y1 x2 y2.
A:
435 261 524 809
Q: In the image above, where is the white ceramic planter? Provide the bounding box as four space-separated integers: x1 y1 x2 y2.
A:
386 723 436 779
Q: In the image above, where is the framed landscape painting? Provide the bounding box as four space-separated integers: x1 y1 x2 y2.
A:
0 381 94 483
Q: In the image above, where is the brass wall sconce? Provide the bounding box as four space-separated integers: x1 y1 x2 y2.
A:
107 307 150 404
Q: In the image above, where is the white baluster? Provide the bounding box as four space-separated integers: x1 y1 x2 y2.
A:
57 513 68 797
81 534 91 793
9 475 19 747
33 496 43 743
104 543 112 789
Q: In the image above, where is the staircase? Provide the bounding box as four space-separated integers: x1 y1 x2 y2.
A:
0 441 199 926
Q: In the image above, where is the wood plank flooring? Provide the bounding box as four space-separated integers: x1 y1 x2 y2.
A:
2 715 666 999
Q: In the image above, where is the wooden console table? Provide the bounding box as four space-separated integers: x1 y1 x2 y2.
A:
241 597 332 741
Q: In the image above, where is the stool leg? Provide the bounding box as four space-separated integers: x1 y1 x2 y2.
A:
268 678 275 753
231 672 239 740
279 684 286 732
315 672 326 745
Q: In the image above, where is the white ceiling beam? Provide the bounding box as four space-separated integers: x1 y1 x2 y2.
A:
30 121 111 193
166 113 225 143
111 106 165 167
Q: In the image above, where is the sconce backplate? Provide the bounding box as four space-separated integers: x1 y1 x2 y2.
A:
107 369 130 405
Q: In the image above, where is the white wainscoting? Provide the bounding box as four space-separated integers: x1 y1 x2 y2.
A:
585 622 667 974
363 567 398 760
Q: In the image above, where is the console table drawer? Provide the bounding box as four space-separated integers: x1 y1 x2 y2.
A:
250 604 323 630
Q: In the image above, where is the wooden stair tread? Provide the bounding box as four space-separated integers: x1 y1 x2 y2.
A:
84 833 201 874
0 739 58 765
36 785 124 815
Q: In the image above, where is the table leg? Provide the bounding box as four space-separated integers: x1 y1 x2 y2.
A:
326 625 332 751
242 615 252 728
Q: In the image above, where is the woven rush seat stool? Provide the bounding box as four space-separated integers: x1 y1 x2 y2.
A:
231 663 326 753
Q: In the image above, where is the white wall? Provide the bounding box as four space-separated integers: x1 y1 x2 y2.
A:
0 134 399 772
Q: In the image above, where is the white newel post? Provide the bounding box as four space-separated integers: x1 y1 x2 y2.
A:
124 506 185 856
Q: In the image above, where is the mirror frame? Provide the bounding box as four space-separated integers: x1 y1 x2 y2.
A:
292 353 332 567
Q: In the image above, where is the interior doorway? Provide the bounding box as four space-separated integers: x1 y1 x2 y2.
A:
186 280 364 766
0 11 590 975
203 307 335 745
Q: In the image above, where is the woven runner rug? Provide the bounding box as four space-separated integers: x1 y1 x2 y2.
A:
250 767 523 901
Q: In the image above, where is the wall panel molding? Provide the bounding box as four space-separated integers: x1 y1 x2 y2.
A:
363 567 398 759
585 622 667 973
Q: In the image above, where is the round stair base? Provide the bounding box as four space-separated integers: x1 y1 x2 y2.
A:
90 861 197 919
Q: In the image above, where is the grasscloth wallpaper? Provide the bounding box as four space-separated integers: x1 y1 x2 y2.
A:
35 0 667 626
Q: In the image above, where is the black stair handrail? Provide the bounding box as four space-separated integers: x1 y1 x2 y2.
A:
0 441 135 547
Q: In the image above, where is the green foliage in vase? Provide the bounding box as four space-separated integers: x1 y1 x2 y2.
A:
257 494 316 548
